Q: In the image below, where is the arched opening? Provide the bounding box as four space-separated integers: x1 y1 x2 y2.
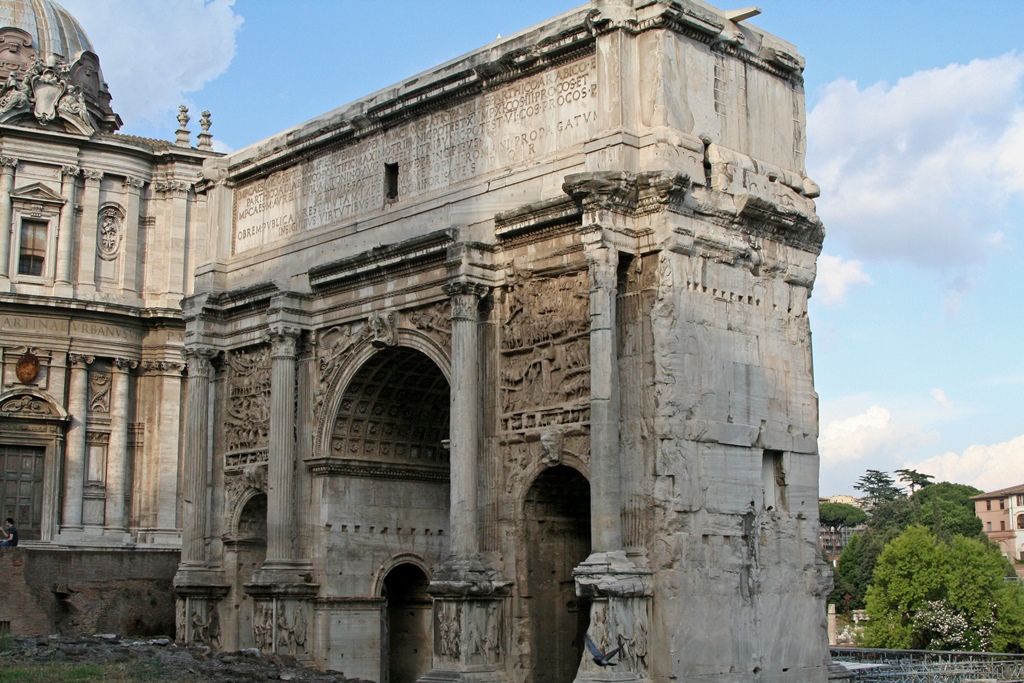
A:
382 563 432 683
524 465 591 683
330 347 449 470
232 492 267 649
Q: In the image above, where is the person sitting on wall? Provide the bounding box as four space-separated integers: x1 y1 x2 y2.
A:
0 518 18 546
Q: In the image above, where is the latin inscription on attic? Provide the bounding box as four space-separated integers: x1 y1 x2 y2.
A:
232 55 597 255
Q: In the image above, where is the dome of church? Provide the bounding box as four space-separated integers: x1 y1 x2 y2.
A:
0 0 94 61
0 0 121 133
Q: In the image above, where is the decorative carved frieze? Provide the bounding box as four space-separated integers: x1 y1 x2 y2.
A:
500 270 590 435
225 346 271 454
88 371 111 413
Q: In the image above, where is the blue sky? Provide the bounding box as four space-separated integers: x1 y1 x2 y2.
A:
60 1 1024 497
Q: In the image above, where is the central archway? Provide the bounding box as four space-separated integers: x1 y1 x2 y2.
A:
525 465 591 683
382 563 432 683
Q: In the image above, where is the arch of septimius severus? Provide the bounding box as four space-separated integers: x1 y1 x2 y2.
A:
0 0 831 680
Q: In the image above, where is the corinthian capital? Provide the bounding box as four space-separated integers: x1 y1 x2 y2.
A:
443 280 490 322
182 347 218 377
0 156 19 170
112 357 139 372
82 168 104 183
265 324 302 358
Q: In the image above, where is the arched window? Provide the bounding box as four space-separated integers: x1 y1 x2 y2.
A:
1016 513 1024 530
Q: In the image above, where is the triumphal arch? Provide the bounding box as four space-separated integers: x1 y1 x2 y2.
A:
174 0 829 680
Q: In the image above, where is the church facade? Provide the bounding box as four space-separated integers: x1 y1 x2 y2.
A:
0 0 216 634
175 1 830 682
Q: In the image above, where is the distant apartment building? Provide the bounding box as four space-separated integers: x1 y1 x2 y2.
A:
971 484 1024 562
819 495 867 562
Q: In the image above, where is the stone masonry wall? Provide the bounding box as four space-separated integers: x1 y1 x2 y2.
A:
0 547 179 637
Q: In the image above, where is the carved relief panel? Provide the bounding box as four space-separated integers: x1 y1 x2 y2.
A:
224 346 271 469
499 270 590 434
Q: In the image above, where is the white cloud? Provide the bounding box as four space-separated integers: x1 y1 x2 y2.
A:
59 0 243 129
930 388 952 411
910 434 1024 492
819 404 935 465
814 253 871 306
808 53 1024 268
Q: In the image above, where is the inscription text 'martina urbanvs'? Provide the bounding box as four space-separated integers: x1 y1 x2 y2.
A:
232 55 598 255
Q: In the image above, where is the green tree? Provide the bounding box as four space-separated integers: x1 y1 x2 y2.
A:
854 469 904 508
895 468 935 493
820 502 869 532
863 525 1024 651
911 482 983 540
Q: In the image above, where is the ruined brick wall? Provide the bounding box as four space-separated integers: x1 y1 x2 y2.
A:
0 547 178 636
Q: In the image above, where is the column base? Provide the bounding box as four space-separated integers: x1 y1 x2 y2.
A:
418 670 509 683
174 564 230 594
245 560 319 598
428 554 511 597
573 551 653 683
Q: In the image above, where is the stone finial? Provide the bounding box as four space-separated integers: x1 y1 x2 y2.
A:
197 110 213 151
175 105 191 147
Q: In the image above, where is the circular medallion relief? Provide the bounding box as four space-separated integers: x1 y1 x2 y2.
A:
16 351 40 383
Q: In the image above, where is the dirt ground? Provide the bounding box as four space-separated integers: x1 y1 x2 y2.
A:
0 633 371 682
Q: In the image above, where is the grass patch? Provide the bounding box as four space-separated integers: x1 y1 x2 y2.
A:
0 661 199 682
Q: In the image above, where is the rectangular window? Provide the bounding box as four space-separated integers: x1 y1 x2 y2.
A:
1001 520 1007 531
988 522 993 531
384 163 399 200
762 450 787 512
987 500 993 511
17 219 47 276
1000 498 1006 509
1017 495 1024 506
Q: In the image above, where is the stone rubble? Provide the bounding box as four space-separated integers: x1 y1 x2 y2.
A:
0 633 369 682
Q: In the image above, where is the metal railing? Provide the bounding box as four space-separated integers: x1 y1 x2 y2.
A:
831 647 1024 682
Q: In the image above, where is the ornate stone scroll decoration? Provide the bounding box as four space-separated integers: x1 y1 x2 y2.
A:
225 345 271 456
97 204 125 260
140 360 185 374
0 393 56 415
88 371 111 413
368 309 398 348
499 269 590 433
407 300 452 350
0 55 96 133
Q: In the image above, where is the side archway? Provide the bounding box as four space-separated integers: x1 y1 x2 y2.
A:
381 562 433 683
523 465 591 683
